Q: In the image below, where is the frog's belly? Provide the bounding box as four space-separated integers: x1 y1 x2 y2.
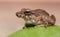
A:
25 19 37 25
25 19 41 25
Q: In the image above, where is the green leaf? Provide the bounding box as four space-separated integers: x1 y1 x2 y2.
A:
8 26 60 37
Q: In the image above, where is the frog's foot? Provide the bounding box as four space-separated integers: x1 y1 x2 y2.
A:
34 24 48 28
34 25 45 28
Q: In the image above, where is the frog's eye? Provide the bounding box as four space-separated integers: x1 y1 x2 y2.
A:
24 11 30 13
24 11 31 15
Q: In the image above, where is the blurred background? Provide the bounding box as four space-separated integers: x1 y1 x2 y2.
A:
0 0 60 37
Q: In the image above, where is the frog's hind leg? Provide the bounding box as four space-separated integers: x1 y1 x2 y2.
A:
48 15 56 26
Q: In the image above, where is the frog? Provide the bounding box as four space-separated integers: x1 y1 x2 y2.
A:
16 8 56 28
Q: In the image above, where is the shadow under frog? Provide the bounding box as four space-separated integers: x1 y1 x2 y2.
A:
16 8 56 28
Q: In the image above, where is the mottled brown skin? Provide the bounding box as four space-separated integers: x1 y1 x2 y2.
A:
16 8 56 28
48 15 56 26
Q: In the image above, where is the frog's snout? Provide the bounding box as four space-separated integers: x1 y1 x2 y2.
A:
16 12 22 18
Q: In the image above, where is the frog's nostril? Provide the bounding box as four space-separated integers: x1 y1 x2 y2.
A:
16 13 21 17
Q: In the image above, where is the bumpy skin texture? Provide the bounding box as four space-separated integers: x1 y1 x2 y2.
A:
16 8 56 28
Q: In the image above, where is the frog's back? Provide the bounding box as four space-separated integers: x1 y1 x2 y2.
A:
32 9 49 17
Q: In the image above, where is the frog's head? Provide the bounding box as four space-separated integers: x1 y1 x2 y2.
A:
16 8 32 18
